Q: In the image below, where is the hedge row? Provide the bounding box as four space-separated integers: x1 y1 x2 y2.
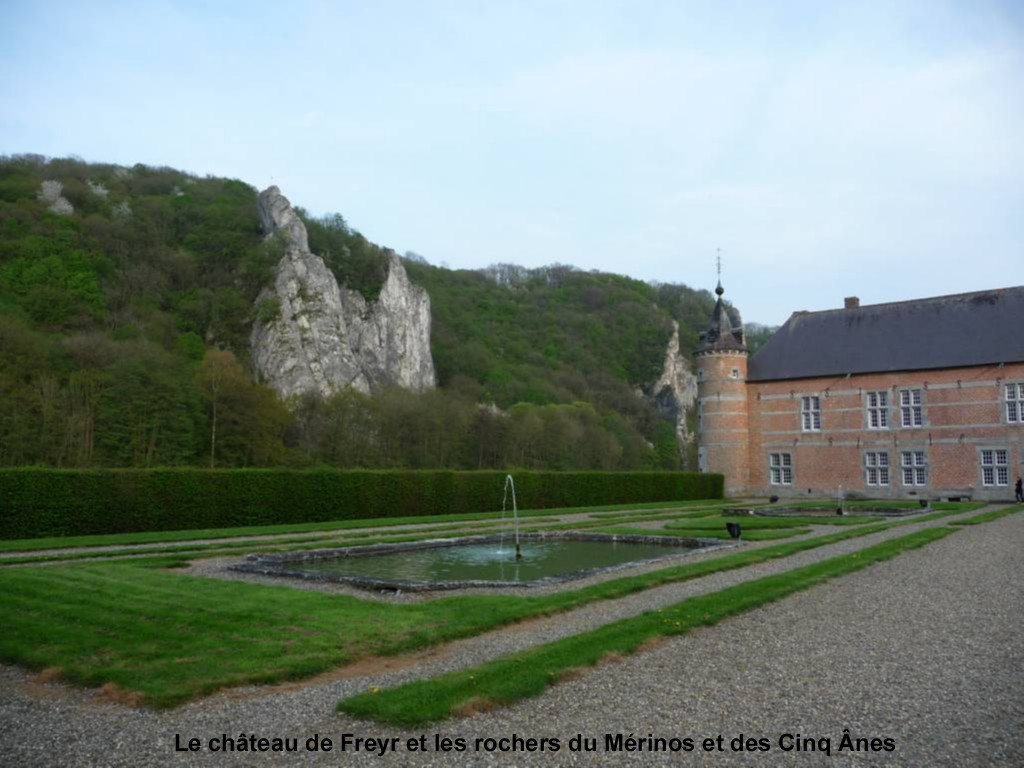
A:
0 469 723 540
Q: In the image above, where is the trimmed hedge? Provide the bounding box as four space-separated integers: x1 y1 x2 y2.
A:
0 469 723 540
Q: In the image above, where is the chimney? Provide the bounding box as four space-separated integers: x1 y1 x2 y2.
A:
844 296 860 309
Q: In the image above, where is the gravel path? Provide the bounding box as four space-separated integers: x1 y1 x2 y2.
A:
1 508 1019 767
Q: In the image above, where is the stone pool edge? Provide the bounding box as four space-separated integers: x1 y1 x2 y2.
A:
228 532 735 593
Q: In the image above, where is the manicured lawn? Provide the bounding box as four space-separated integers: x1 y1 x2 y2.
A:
950 504 1023 525
0 520 897 707
0 529 481 566
338 527 957 726
2 499 994 709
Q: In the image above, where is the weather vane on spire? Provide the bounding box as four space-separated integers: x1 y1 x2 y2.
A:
715 248 724 296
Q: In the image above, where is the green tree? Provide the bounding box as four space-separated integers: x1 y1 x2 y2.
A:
97 345 202 466
0 317 53 464
198 348 288 467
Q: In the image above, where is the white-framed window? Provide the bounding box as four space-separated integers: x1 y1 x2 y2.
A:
901 450 927 486
800 396 821 432
866 391 888 429
1005 383 1023 424
730 368 740 379
900 389 923 428
769 452 793 485
980 449 1009 487
864 451 890 486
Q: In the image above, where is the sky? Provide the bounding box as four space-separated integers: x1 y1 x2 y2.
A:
1 0 1021 325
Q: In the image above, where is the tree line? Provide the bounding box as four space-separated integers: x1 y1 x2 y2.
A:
0 154 766 470
0 315 673 469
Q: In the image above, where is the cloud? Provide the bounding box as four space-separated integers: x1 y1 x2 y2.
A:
2 1 1020 325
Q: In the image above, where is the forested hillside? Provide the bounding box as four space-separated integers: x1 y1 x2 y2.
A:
0 155 768 470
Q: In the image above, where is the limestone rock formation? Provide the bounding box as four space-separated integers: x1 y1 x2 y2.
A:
250 186 435 398
650 321 699 460
341 251 436 391
256 184 309 253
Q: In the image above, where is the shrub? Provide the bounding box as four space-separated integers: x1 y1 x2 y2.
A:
0 468 723 539
254 297 281 324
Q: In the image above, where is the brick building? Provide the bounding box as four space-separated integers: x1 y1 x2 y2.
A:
696 284 1024 501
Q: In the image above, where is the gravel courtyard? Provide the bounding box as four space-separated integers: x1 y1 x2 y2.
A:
1 510 1021 767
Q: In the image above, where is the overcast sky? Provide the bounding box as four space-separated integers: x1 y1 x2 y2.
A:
2 0 1021 324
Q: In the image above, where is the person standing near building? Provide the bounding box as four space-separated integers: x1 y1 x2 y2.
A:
1016 476 1023 502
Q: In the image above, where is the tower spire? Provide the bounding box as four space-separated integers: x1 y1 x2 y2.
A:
698 247 745 353
715 248 724 296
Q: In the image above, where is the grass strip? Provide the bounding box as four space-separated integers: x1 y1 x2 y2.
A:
586 501 734 518
782 499 980 511
338 526 956 725
0 515 588 566
949 504 1023 526
894 506 984 525
542 508 726 531
595 526 809 541
784 499 925 509
0 527 513 567
0 500 721 553
663 514 878 530
930 501 986 511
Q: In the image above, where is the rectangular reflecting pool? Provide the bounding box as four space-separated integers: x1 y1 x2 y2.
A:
232 532 730 592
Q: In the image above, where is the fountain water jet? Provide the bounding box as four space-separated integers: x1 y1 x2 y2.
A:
502 474 522 561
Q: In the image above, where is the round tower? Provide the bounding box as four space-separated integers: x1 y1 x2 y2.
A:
695 281 750 496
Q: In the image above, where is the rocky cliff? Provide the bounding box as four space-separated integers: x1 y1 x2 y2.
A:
650 321 699 461
250 186 435 398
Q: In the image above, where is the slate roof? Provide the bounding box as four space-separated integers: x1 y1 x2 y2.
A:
697 282 747 353
747 286 1024 382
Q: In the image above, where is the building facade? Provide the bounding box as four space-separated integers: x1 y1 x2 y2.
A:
696 286 1024 501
